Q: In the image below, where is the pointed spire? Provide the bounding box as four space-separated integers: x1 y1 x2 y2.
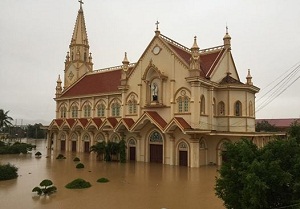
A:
56 75 62 98
223 25 231 50
122 52 130 72
191 36 199 50
246 69 253 85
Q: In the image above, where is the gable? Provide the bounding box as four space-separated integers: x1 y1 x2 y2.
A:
209 51 240 83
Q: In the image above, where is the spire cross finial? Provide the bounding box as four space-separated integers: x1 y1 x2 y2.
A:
155 20 160 31
79 0 84 7
226 24 228 34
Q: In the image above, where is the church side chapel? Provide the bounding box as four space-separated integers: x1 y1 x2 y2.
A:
48 2 271 167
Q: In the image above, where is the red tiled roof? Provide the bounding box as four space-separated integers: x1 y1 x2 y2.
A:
202 49 225 77
92 118 102 128
66 118 76 128
146 111 167 129
174 117 192 129
256 118 300 128
123 118 135 129
78 118 89 128
54 119 64 127
165 39 225 78
61 70 121 98
106 117 118 128
168 44 191 64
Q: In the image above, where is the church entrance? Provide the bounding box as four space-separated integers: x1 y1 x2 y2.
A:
60 140 65 151
72 141 76 152
179 151 188 166
149 130 163 164
178 141 188 166
129 147 136 161
84 141 90 153
150 144 163 163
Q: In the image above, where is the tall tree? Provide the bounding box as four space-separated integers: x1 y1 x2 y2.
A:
0 109 13 132
215 138 300 208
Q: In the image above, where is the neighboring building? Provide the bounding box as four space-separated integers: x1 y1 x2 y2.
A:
48 3 278 167
256 118 300 132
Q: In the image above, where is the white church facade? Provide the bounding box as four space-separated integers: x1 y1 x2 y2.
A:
48 3 272 167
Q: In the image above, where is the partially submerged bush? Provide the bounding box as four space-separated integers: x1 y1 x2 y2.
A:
32 179 57 195
76 163 84 169
65 178 91 189
97 177 109 183
56 154 66 159
0 163 18 181
35 151 42 157
73 157 80 162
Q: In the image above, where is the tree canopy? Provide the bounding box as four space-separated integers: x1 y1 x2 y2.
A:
0 109 13 132
215 136 300 209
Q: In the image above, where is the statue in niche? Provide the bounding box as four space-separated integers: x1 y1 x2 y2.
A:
152 83 158 101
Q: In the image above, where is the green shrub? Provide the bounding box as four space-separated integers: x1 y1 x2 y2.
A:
32 179 57 195
65 178 91 189
76 163 84 169
97 177 109 183
56 154 66 159
73 157 80 162
0 142 35 154
0 163 18 181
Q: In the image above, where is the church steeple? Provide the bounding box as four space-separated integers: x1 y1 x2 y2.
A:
69 0 90 62
64 1 93 89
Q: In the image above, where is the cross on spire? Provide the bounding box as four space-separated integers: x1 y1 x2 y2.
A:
79 0 84 8
155 20 160 31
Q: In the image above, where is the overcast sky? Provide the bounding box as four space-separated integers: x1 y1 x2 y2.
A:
1 0 300 125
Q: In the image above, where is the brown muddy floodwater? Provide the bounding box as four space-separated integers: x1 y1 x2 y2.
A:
0 139 224 209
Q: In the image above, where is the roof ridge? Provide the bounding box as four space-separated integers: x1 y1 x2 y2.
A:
159 34 191 53
92 63 136 74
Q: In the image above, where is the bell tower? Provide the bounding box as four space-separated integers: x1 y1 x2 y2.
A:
63 0 93 89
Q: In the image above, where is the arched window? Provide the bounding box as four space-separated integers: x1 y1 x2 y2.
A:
235 101 242 116
60 106 67 118
218 101 225 116
83 104 91 117
178 141 188 151
149 130 163 143
111 134 120 142
128 95 137 114
249 101 253 117
177 95 190 113
200 95 205 114
83 134 90 141
199 138 207 149
96 134 105 142
97 103 105 117
111 100 121 117
71 105 78 118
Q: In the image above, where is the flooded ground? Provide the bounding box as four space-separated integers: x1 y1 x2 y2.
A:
0 139 224 209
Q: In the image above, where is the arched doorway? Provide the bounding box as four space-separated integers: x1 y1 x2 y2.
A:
60 133 66 151
178 141 188 166
217 139 230 165
149 130 163 163
83 134 90 153
71 133 77 152
128 138 136 161
199 138 207 166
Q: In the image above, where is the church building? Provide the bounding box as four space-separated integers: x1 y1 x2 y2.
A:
48 3 272 167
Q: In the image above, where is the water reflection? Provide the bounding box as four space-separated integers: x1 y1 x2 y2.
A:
0 139 224 209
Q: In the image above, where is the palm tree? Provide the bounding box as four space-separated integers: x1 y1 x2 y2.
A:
90 141 106 161
0 109 13 133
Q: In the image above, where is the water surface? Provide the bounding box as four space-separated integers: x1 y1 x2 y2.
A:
0 139 224 209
